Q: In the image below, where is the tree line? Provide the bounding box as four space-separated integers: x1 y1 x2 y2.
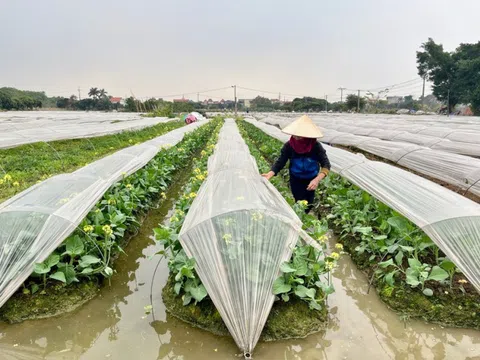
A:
0 87 55 110
417 38 480 114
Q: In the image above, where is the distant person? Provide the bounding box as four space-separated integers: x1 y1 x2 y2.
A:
262 115 331 213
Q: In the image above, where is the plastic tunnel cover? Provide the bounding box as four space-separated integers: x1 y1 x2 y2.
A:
244 117 480 294
179 119 306 355
0 120 210 308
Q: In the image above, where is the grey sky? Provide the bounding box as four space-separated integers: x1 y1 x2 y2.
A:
1 0 479 102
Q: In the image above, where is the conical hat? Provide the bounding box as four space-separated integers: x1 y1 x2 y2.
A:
282 115 323 138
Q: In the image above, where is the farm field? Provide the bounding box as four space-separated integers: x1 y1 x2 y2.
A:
0 117 479 360
0 111 172 149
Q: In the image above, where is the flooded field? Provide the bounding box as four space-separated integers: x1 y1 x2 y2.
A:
1 200 479 360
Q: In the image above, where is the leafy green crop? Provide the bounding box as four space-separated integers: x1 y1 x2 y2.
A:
20 120 220 295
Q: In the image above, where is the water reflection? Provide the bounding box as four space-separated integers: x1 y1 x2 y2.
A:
0 211 479 360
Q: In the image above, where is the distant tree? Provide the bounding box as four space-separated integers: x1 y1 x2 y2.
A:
124 97 137 112
345 94 366 111
250 96 273 111
88 87 100 99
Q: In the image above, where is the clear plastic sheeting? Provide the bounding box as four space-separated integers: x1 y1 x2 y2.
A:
0 120 209 308
0 111 174 149
255 113 480 157
179 119 314 356
258 115 480 197
244 117 480 294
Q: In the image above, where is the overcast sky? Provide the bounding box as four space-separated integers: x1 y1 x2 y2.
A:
1 0 479 102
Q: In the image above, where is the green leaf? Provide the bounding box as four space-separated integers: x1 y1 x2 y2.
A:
405 268 420 287
174 282 182 295
379 259 394 268
190 284 208 302
423 288 434 297
373 235 388 240
80 267 93 275
309 300 322 311
353 226 372 235
31 284 40 294
293 257 308 276
280 262 296 273
385 271 397 286
65 236 85 256
407 258 422 269
428 266 449 282
294 285 316 299
387 216 409 231
50 271 67 283
272 277 292 295
281 293 290 302
316 281 335 295
79 255 101 268
33 263 50 275
440 260 456 272
394 250 403 264
182 294 192 306
45 254 60 268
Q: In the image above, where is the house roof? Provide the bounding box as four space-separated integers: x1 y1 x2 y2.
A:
109 97 122 103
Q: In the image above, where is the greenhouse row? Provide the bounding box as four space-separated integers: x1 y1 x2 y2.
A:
0 120 208 308
0 111 172 149
258 114 480 197
245 117 480 293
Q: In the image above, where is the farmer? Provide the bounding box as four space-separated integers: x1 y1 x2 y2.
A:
262 115 330 212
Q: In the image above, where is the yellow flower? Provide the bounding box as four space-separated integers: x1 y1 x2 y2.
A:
194 168 201 174
188 192 197 199
318 235 328 243
109 147 114 150
128 139 133 143
458 279 468 284
325 261 334 270
171 216 179 223
222 233 232 244
102 225 113 236
12 181 20 187
335 243 343 250
125 184 133 190
0 179 4 185
251 212 263 221
160 192 167 199
3 174 12 182
83 225 94 233
108 199 116 205
299 200 308 207
330 252 340 260
196 174 205 181
208 144 215 150
176 209 185 216
203 171 208 176
201 150 207 157
178 148 185 152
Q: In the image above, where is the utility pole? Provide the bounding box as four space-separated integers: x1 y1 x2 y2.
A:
337 87 346 103
325 95 328 112
232 85 237 115
421 76 426 106
447 88 450 117
78 87 81 100
357 90 361 112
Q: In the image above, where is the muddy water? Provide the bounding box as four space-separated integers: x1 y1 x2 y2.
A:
1 212 479 360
